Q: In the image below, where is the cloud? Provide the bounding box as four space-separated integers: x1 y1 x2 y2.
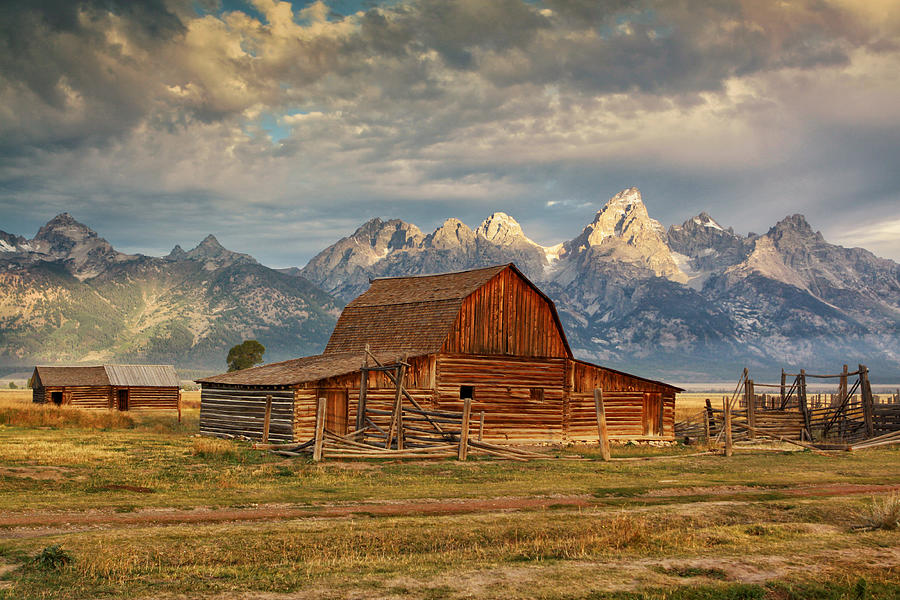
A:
0 0 899 264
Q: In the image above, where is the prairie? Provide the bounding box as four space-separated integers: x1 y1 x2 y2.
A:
0 391 898 599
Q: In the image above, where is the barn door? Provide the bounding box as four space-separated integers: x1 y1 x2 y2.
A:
324 389 348 435
642 392 662 436
117 389 129 411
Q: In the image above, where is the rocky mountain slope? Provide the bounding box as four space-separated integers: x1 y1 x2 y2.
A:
296 189 900 380
0 216 340 371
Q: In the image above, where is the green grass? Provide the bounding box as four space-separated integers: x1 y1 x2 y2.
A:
0 399 899 599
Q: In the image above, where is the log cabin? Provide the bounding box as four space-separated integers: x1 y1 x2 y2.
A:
31 364 180 411
198 264 681 444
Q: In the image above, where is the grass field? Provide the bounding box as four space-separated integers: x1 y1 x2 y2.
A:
1 390 899 599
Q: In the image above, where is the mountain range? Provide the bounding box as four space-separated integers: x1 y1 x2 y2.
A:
2 188 899 380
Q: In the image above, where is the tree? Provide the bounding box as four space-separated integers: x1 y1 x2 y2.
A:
226 340 266 372
8 381 17 389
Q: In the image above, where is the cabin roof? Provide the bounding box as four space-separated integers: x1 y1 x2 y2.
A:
104 365 179 387
197 351 415 387
32 365 178 388
34 366 109 387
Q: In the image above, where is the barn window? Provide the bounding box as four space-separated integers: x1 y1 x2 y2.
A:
529 387 544 402
460 385 475 400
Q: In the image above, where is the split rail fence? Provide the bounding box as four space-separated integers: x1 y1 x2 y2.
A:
675 364 900 452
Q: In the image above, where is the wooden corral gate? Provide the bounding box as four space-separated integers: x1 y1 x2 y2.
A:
199 264 682 445
676 365 900 445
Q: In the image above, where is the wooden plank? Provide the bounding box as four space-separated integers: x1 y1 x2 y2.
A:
313 397 327 462
724 396 733 457
262 394 272 444
594 388 610 461
458 397 472 461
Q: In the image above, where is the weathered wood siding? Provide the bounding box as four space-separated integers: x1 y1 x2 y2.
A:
442 268 569 358
434 354 566 443
294 355 436 441
200 386 294 442
117 387 179 410
34 386 112 409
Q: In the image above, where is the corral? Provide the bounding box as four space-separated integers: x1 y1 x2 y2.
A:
30 364 180 412
199 264 681 446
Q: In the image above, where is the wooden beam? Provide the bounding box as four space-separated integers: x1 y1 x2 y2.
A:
261 394 272 444
860 364 875 438
594 388 611 461
356 345 369 433
724 396 733 457
313 396 327 462
478 411 485 441
746 378 755 440
458 397 472 461
799 370 811 439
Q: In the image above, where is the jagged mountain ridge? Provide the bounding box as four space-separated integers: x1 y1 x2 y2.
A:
296 188 900 379
0 217 341 370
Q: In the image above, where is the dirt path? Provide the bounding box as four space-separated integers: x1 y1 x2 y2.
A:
2 482 898 531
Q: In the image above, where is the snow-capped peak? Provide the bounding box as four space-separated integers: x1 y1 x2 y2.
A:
692 212 724 231
582 187 666 246
477 212 525 243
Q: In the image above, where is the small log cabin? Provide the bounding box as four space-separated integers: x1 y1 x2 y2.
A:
198 264 681 444
31 364 180 411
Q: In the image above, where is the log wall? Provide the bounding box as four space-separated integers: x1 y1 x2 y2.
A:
117 387 179 410
200 386 294 442
435 354 566 443
34 385 112 409
442 268 569 358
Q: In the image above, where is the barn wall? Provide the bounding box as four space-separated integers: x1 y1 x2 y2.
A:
200 386 294 442
32 387 45 404
119 387 179 410
442 268 569 358
569 360 675 440
434 354 567 443
294 355 437 440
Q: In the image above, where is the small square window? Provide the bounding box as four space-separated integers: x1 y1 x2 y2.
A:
460 385 475 400
530 388 544 402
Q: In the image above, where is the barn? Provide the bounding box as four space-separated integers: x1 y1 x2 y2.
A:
31 364 180 411
198 264 681 444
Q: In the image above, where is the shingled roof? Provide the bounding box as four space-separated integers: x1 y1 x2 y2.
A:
197 351 415 387
324 264 510 355
33 365 178 388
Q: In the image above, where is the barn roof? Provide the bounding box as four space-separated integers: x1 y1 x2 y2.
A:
197 351 414 387
32 365 178 388
323 264 570 356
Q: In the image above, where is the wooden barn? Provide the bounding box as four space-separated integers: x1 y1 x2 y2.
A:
31 364 180 411
199 264 680 444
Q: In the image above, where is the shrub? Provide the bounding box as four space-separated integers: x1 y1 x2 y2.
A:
855 493 900 531
192 437 239 459
32 545 73 570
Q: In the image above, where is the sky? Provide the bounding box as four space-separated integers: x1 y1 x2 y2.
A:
1 0 899 267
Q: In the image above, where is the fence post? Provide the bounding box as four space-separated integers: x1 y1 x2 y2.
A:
705 399 714 438
356 345 369 433
313 396 327 462
746 379 755 440
703 405 711 445
594 388 611 461
799 370 810 440
458 397 472 461
262 394 272 444
859 364 875 438
780 369 786 406
478 411 485 441
177 390 182 424
723 397 733 457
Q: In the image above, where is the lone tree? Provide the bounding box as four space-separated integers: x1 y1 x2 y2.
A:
226 340 266 372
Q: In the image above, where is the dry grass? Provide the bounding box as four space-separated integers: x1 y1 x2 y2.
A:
675 392 728 421
855 492 900 531
179 390 200 409
191 436 238 459
0 395 134 429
